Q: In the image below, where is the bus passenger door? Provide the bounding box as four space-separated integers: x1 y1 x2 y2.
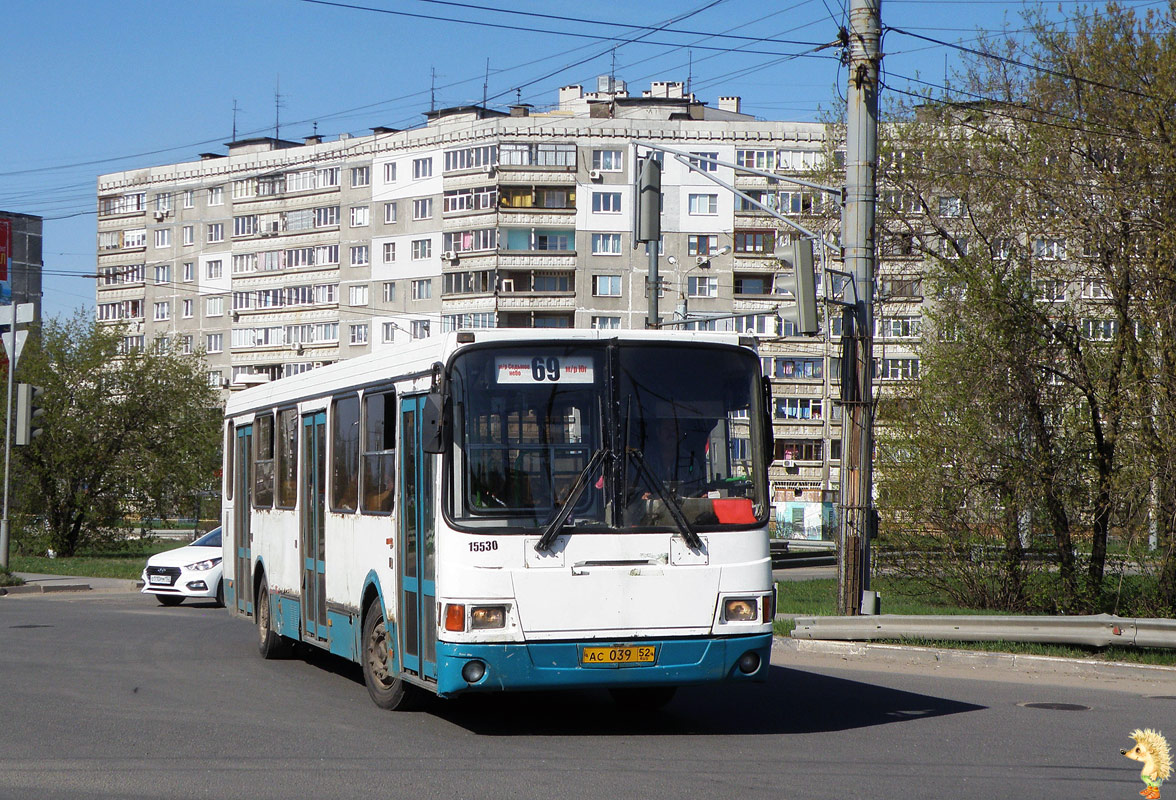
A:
399 395 437 681
301 411 327 641
234 425 253 615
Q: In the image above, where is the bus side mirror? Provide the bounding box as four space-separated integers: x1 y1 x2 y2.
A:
421 392 446 454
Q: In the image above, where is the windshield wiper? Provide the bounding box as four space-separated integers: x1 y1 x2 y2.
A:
534 447 609 552
627 448 704 550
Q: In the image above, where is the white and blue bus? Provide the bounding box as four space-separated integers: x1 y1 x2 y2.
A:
223 329 775 709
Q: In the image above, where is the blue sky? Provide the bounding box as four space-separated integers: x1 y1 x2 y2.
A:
0 0 1161 320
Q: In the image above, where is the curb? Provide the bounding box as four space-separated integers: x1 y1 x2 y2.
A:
0 583 92 595
774 635 1176 681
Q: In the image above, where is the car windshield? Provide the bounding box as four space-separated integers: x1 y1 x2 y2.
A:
192 527 222 547
448 342 766 532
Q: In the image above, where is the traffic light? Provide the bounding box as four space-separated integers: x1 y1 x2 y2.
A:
776 239 819 335
15 383 45 446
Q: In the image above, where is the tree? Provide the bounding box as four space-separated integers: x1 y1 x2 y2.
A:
11 312 221 556
875 3 1176 614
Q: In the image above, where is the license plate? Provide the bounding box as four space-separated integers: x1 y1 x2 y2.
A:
148 575 173 585
581 645 656 665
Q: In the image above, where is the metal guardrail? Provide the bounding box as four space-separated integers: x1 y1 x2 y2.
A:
770 540 836 569
790 613 1176 649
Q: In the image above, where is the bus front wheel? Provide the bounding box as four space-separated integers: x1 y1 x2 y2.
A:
362 601 419 711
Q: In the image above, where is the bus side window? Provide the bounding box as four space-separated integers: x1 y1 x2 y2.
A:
253 413 275 508
361 390 395 514
225 422 234 502
276 408 298 508
331 394 360 513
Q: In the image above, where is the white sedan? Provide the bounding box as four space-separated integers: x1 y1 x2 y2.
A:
141 527 224 607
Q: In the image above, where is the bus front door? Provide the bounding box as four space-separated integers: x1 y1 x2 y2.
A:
399 396 437 681
301 411 327 641
234 424 253 615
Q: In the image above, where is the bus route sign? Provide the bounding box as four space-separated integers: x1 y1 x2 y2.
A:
495 355 595 384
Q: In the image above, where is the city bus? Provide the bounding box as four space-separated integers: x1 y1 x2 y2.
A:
222 328 776 709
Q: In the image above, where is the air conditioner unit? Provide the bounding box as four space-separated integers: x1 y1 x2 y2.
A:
783 459 795 468
745 327 759 336
153 210 165 221
589 169 603 181
696 255 710 266
484 164 496 176
442 250 458 262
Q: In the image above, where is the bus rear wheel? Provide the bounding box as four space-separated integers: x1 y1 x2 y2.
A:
609 686 677 710
362 601 419 711
256 583 290 659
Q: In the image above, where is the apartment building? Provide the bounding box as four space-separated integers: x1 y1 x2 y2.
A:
96 77 906 534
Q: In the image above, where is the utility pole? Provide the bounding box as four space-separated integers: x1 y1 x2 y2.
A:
635 156 663 327
1 303 35 569
836 0 881 615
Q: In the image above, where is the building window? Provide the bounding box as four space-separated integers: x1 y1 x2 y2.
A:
206 260 223 279
939 196 964 217
736 149 775 170
183 190 194 209
1081 278 1109 299
688 194 718 215
207 187 224 206
734 230 774 254
592 275 622 296
1033 237 1066 260
350 206 369 227
381 322 399 342
411 320 431 339
351 166 371 187
411 239 432 260
774 358 823 379
592 150 623 171
591 192 622 214
880 358 920 380
687 235 719 256
153 302 169 321
182 225 194 246
775 397 823 420
382 282 396 303
383 242 396 263
314 206 339 227
591 233 622 255
410 279 432 300
153 265 171 284
349 285 369 306
384 202 397 223
206 333 224 353
383 162 397 183
233 215 257 237
591 316 621 329
350 245 369 266
183 262 194 282
182 299 193 318
349 323 369 345
688 276 718 297
689 151 719 172
412 198 433 220
206 297 224 317
412 157 433 179
878 316 921 338
207 223 224 243
1082 318 1118 341
154 229 171 248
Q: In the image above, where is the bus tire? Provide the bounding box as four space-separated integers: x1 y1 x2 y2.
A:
256 583 290 659
362 601 419 711
609 686 677 710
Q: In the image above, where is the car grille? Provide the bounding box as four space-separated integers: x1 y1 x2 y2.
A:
145 566 181 586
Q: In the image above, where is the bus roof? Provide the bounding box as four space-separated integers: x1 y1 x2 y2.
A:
223 328 754 418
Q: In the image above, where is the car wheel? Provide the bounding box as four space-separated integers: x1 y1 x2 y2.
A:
361 600 419 710
609 686 677 710
156 595 184 607
214 579 225 608
256 583 291 659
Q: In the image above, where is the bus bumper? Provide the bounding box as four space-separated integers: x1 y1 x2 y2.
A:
434 633 772 697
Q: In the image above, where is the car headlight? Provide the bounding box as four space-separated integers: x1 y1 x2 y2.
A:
185 557 222 571
723 597 759 622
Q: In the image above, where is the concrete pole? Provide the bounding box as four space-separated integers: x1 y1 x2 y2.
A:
836 0 881 615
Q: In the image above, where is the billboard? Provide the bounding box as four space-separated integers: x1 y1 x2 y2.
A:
0 217 10 303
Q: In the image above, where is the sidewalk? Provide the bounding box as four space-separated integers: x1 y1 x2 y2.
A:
0 572 141 595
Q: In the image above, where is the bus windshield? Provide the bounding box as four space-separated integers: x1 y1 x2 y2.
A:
448 342 767 533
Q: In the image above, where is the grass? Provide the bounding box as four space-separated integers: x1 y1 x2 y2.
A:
9 539 178 581
775 577 1176 666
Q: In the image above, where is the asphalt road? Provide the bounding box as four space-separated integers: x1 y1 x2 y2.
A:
2 590 1172 800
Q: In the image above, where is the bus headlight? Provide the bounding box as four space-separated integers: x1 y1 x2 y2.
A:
470 606 506 629
723 598 758 622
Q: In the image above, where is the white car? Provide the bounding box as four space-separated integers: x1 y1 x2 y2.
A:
141 527 224 607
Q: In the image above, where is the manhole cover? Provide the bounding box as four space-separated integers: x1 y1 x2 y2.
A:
10 624 53 629
1019 702 1090 711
